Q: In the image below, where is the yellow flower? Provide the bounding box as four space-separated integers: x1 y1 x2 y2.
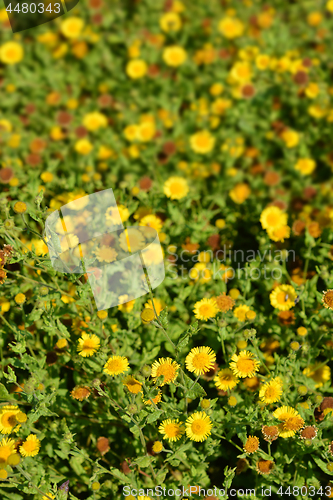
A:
256 54 271 70
139 214 163 233
0 42 24 65
0 406 21 434
273 406 304 438
144 298 165 316
160 12 182 32
19 434 41 457
259 378 283 404
190 130 215 154
193 298 219 321
77 333 100 357
185 346 216 376
118 296 136 313
151 357 179 386
295 158 316 175
163 177 189 200
218 17 244 39
303 364 331 388
61 17 84 39
233 304 250 322
229 61 252 84
281 129 299 148
270 285 297 311
229 183 251 204
94 245 118 263
185 412 212 442
82 112 107 132
103 355 129 376
105 204 129 224
75 139 93 155
13 202 27 214
123 124 139 141
214 368 239 391
229 350 260 378
307 11 322 27
126 59 148 79
0 438 16 464
210 83 224 96
327 0 333 12
159 419 184 442
260 206 287 231
123 375 142 394
305 82 320 99
14 293 26 306
40 172 53 183
163 45 187 67
152 441 163 453
266 225 291 243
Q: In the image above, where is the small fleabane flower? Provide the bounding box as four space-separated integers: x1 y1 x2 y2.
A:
259 377 283 404
77 333 100 357
71 386 91 401
214 368 239 391
151 358 179 386
19 434 41 457
97 310 108 320
322 289 333 311
13 201 27 214
244 435 260 454
229 350 260 378
185 412 212 442
193 298 219 321
123 375 142 395
159 419 184 442
185 346 216 376
152 441 163 453
103 355 129 376
256 459 274 475
14 293 26 306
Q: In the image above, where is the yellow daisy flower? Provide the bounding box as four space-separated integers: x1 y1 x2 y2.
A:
214 368 239 391
19 434 41 457
270 285 297 311
159 419 184 442
0 438 16 466
185 346 216 376
229 350 260 378
193 298 219 321
77 333 100 357
103 356 129 376
123 376 142 395
273 406 304 438
163 177 189 200
259 378 283 404
185 412 212 442
151 358 179 386
0 406 21 434
260 206 288 230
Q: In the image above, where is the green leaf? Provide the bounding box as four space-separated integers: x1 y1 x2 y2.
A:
177 321 199 350
146 410 164 424
0 383 9 400
312 456 333 476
